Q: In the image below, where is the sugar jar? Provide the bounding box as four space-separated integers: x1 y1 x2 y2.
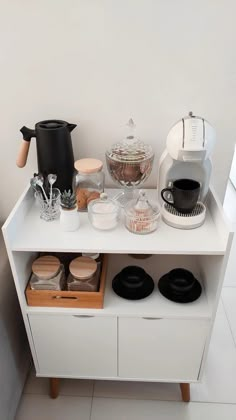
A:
88 193 120 230
74 158 105 211
124 190 160 234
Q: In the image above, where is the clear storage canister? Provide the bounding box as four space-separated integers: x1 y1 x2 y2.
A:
67 256 99 292
74 158 105 211
88 193 120 230
30 255 65 290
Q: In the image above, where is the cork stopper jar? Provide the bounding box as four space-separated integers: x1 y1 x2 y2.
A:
74 158 105 211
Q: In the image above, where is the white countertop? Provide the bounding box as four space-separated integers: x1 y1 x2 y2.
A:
6 187 229 255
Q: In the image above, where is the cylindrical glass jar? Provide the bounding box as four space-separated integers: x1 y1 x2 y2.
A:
74 158 105 211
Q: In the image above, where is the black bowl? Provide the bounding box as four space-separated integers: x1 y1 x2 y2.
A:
168 269 195 294
119 266 146 280
158 268 202 303
112 266 154 300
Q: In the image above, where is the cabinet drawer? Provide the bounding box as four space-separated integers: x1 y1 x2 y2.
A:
29 314 117 377
118 317 209 381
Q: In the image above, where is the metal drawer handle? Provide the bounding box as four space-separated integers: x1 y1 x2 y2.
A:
73 315 94 318
142 317 162 320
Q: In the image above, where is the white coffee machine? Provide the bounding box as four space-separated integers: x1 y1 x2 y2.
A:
158 112 216 228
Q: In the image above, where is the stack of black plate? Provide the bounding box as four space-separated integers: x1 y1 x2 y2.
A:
158 268 202 303
112 266 154 300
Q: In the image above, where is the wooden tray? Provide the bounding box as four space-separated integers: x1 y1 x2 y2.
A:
25 254 108 309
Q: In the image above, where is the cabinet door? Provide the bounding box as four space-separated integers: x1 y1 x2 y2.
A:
29 314 117 377
118 317 209 381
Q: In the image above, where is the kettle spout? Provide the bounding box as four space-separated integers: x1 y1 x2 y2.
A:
67 123 77 132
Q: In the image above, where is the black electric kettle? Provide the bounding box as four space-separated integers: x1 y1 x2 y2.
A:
16 119 76 192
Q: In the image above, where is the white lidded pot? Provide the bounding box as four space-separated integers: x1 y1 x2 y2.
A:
88 193 121 230
60 207 80 232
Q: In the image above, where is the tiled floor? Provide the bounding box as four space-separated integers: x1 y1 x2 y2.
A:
15 297 236 420
15 182 236 419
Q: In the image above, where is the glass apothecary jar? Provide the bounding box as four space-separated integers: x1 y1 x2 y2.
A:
105 119 154 206
74 158 105 211
124 190 160 234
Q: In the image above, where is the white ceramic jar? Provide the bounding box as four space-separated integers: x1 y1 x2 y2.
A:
60 208 80 232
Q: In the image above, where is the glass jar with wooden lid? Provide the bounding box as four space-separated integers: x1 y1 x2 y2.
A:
30 255 65 290
74 158 105 211
67 256 99 292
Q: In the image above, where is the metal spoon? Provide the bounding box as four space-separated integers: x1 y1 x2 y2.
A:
48 174 57 206
34 175 49 204
30 176 40 193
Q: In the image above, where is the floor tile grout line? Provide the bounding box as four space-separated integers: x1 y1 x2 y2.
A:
90 395 236 406
17 391 236 407
23 392 94 398
21 392 236 405
89 381 95 420
221 294 236 348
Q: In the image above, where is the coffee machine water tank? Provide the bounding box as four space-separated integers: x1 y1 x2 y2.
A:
158 112 216 203
166 112 216 162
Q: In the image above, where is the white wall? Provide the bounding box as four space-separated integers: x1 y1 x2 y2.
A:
0 0 236 218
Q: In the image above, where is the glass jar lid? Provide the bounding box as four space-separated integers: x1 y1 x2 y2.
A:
69 256 97 280
105 119 154 163
125 190 160 219
74 158 103 174
88 193 120 215
32 255 61 280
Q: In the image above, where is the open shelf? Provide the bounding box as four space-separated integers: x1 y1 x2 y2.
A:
25 254 211 319
4 187 230 255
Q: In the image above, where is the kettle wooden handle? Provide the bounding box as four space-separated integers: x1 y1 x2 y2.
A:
16 140 30 168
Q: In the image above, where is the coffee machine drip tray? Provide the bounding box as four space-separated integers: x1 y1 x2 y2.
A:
162 202 206 230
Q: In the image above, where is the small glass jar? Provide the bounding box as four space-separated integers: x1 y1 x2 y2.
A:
124 190 160 234
74 158 105 211
88 193 120 230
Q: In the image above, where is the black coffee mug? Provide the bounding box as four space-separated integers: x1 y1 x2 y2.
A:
119 266 146 289
161 179 200 214
168 269 195 295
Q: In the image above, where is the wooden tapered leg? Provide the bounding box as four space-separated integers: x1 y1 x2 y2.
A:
180 383 190 402
49 378 60 399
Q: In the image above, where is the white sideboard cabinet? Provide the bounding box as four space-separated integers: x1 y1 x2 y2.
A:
2 186 233 402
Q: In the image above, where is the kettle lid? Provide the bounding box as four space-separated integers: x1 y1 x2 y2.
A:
36 120 69 130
